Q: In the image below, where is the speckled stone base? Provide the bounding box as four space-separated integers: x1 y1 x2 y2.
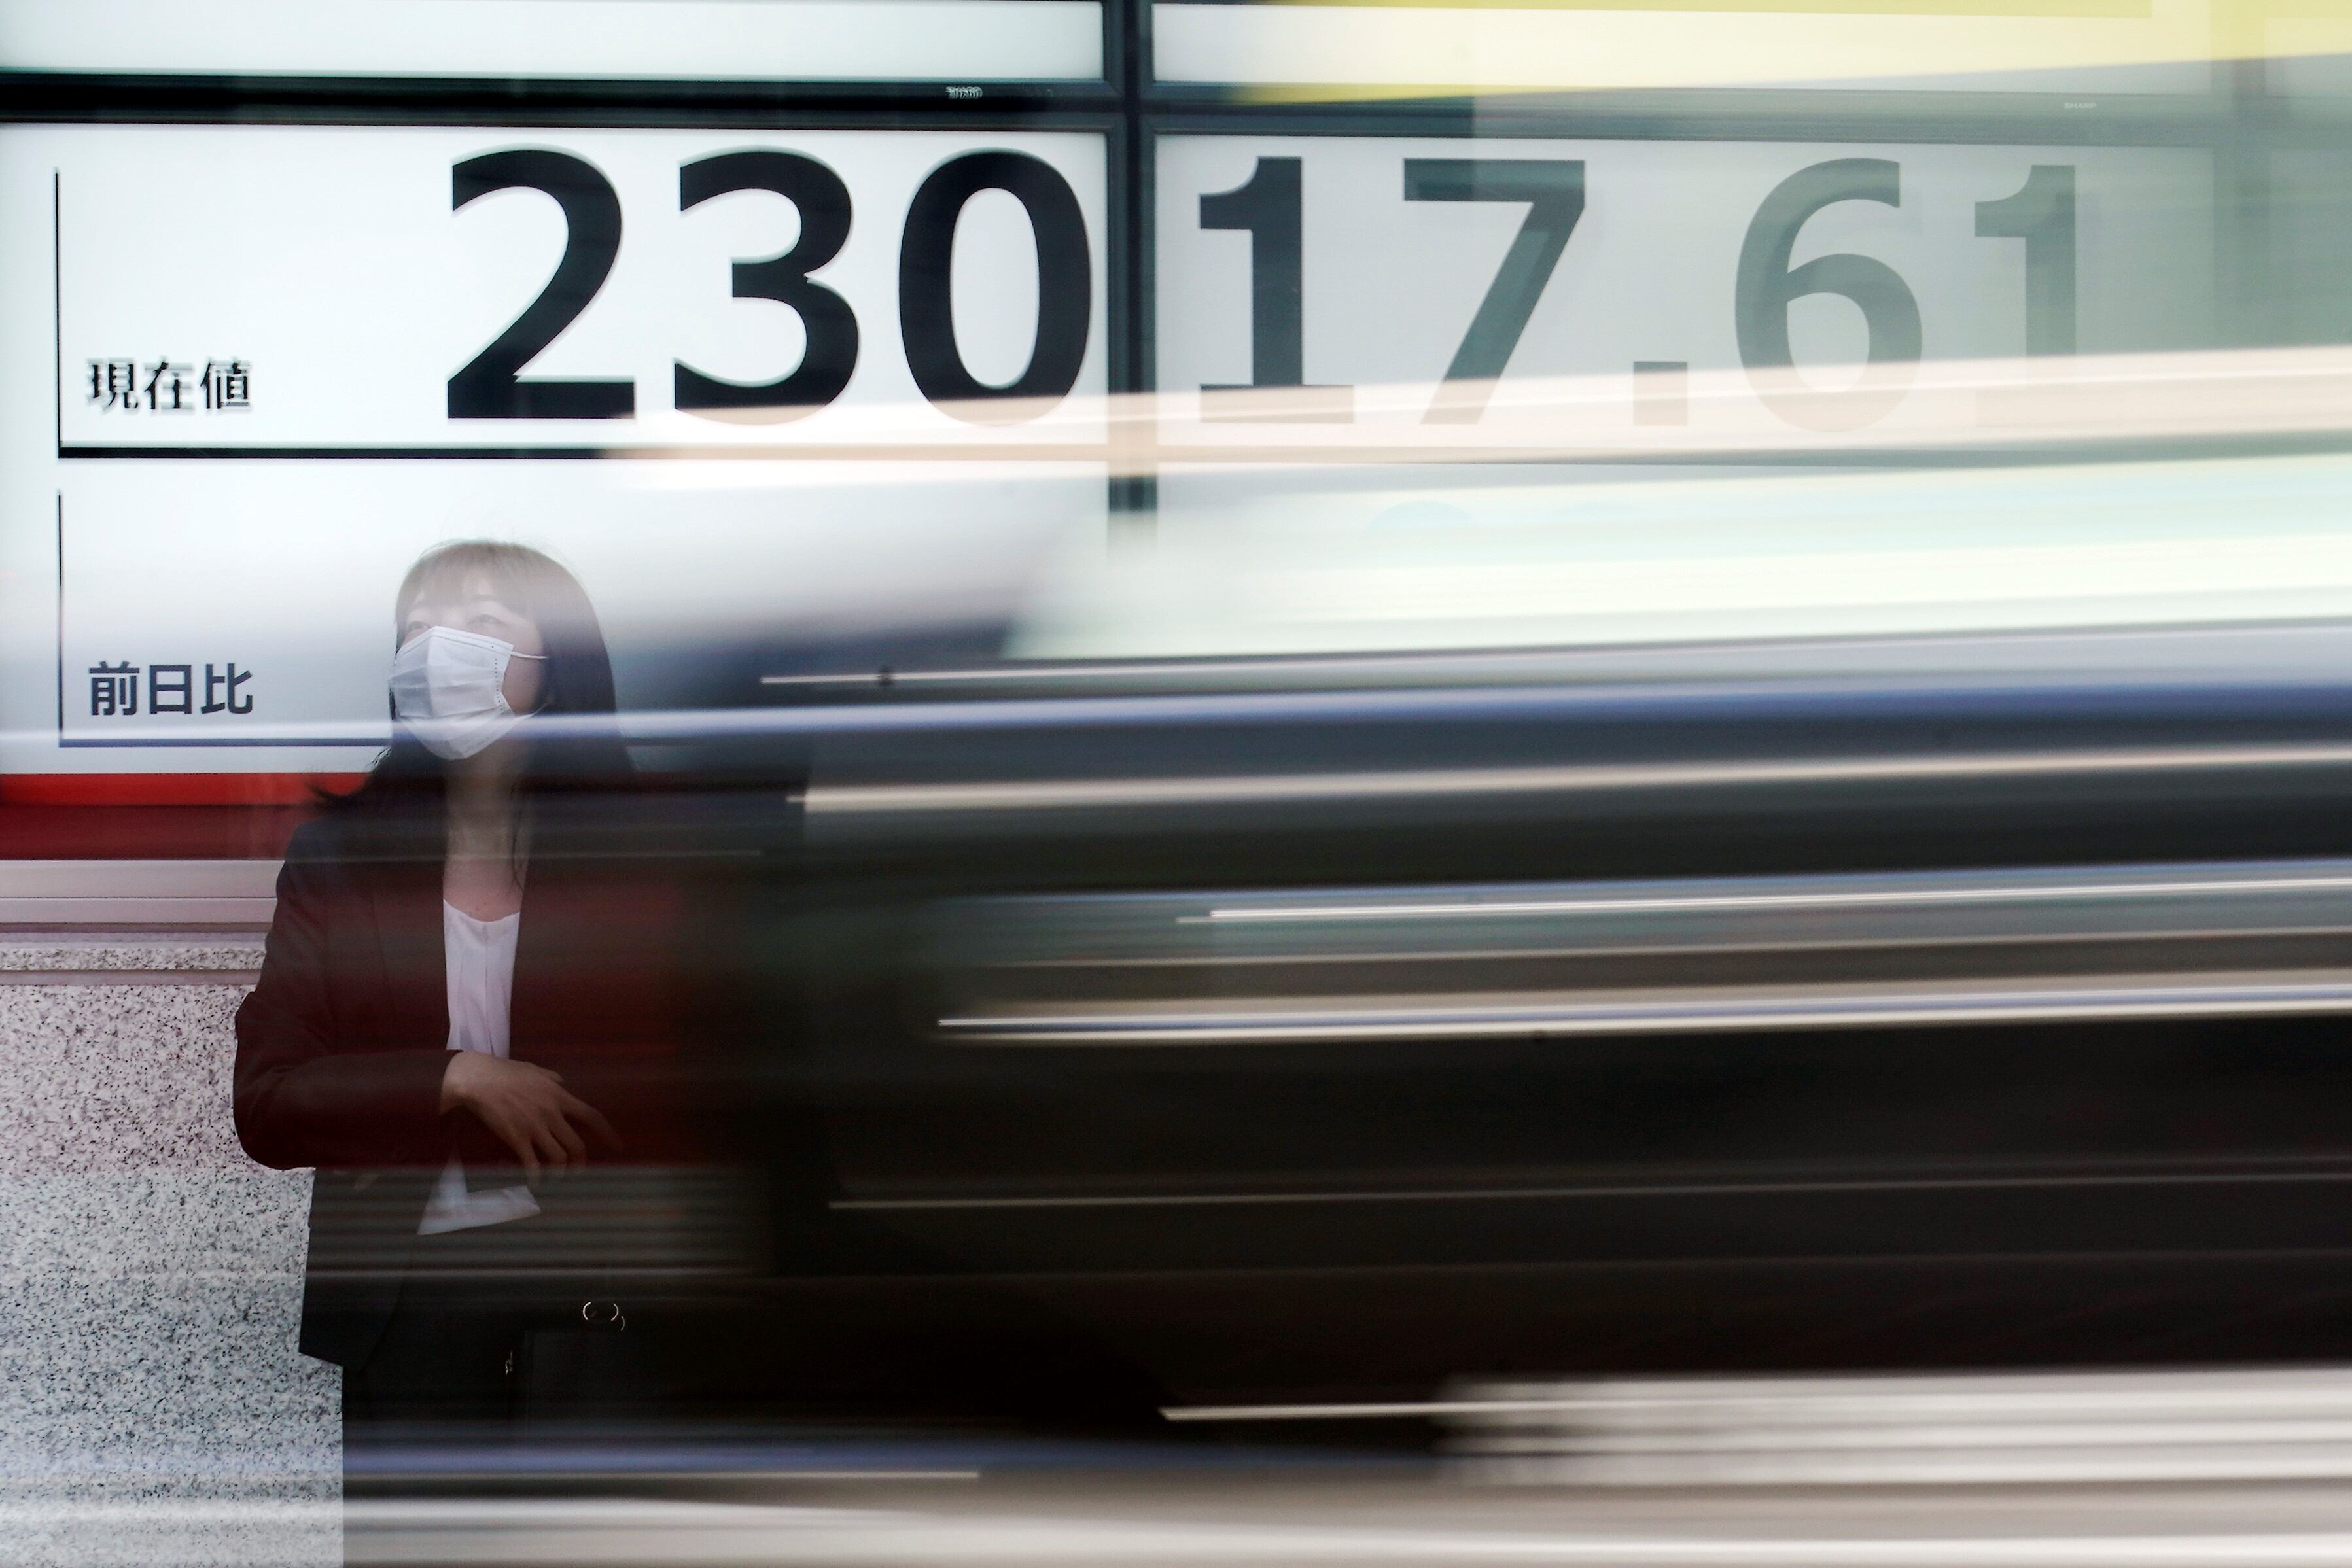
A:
0 932 337 1568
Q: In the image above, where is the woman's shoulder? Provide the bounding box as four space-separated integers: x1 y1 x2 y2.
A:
281 811 363 868
279 798 432 883
271 818 362 909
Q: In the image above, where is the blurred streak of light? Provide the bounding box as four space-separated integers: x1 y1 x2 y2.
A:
1191 872 2352 922
1012 449 2352 656
522 348 2352 478
29 707 2347 793
322 1516 2352 1566
44 1496 2352 1567
1450 1368 2352 1487
806 742 2352 817
934 977 2352 1041
833 1167 2352 1211
48 1371 2352 1558
928 857 2352 1041
772 625 2352 695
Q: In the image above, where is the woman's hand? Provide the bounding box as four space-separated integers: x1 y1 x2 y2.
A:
438 1053 620 1181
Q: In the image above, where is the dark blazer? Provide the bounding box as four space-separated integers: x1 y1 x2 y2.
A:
234 799 701 1370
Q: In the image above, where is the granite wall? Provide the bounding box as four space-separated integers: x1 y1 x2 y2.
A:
0 931 338 1568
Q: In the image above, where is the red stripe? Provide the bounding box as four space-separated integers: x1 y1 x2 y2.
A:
0 773 368 807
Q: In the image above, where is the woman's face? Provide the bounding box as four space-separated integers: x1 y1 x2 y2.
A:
400 568 549 716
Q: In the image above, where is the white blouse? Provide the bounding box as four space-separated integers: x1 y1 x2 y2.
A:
415 901 541 1236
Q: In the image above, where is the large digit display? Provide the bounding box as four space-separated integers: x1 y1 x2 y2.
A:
37 126 1106 449
1156 135 2216 451
0 124 1112 775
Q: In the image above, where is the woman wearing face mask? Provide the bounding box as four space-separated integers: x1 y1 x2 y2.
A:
233 540 692 1455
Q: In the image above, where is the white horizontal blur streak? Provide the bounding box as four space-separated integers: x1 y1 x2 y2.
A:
998 352 2352 668
809 742 2352 818
15 1494 2352 1567
1193 868 2352 924
319 1503 2352 1567
513 346 2352 470
1454 1367 2352 1488
49 1362 2352 1564
930 856 2352 1041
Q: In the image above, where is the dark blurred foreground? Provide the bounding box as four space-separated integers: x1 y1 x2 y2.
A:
289 614 2352 1452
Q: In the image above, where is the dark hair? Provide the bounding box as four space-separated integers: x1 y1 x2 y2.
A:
337 540 633 811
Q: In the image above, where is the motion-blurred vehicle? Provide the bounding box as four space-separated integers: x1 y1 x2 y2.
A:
689 423 2352 1438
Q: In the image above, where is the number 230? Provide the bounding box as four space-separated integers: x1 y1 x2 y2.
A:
448 148 1094 425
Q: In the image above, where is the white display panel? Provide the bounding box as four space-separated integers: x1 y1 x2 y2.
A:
0 1 1105 82
30 126 1108 452
1156 135 2214 453
34 461 1105 763
0 124 1113 778
1152 0 2215 96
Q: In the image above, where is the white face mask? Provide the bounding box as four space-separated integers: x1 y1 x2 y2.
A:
387 625 548 761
